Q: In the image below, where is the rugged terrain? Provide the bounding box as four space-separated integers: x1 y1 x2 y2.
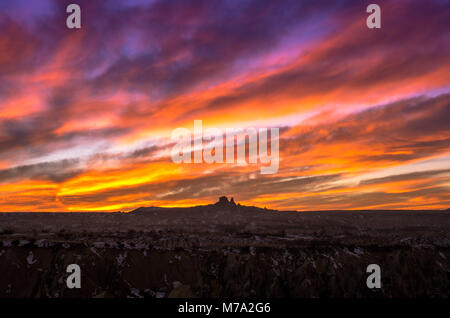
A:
0 198 449 298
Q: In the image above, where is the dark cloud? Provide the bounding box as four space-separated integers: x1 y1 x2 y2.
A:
187 0 450 116
282 93 450 163
359 169 450 187
272 186 450 211
0 115 129 161
0 159 82 183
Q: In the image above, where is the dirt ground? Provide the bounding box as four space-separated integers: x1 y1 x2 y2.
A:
0 204 449 298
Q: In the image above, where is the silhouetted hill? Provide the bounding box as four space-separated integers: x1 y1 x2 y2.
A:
130 196 278 216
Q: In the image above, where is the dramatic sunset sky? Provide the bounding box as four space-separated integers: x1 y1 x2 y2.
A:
0 0 449 212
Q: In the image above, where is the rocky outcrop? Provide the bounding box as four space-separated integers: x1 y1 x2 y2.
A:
214 196 237 208
0 235 448 298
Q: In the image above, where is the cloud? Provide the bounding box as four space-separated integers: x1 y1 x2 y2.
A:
0 159 82 183
281 94 450 169
0 0 449 211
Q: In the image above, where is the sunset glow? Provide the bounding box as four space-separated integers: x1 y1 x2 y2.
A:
0 0 449 211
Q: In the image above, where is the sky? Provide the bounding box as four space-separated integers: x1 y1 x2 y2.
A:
0 0 449 212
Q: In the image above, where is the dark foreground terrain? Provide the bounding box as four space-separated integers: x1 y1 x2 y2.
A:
0 198 449 298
